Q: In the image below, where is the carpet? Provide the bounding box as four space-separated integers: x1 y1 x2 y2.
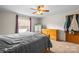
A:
50 40 79 53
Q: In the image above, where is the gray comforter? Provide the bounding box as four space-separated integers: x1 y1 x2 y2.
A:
0 32 52 53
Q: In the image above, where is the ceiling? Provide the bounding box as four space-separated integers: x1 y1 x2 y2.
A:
0 5 79 18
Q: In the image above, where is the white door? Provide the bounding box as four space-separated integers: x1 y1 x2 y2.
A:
35 25 41 33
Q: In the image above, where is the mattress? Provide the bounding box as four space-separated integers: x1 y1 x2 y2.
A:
0 32 52 53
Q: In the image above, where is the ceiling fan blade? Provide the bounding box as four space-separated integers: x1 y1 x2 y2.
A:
32 12 37 14
31 8 37 10
40 5 45 8
31 5 49 15
37 5 44 10
43 10 49 12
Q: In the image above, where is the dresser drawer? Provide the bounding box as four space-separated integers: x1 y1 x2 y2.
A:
42 29 58 40
66 32 79 44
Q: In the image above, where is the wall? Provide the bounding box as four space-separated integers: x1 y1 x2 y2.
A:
0 11 16 35
31 17 42 32
0 14 2 32
42 10 79 41
42 15 66 41
42 15 66 30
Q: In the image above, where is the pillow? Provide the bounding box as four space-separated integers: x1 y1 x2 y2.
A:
0 35 20 45
19 31 35 37
5 34 21 39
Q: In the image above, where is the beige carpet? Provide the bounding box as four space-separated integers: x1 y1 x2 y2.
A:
50 40 79 53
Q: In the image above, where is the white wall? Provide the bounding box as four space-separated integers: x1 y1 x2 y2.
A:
31 17 42 32
0 11 16 35
0 14 2 32
42 15 66 30
42 15 66 41
42 10 79 41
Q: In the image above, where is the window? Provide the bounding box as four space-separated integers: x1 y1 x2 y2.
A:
18 16 30 33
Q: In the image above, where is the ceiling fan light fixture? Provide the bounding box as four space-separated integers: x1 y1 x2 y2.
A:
31 5 49 15
37 11 43 15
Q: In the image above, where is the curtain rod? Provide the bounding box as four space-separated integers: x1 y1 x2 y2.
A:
66 14 79 17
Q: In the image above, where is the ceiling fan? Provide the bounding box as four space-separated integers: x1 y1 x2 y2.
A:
31 5 49 15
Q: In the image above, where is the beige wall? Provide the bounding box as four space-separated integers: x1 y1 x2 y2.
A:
31 17 42 32
0 11 16 35
42 15 66 41
42 15 66 30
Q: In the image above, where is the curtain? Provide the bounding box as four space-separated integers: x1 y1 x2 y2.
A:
76 14 79 28
64 15 73 31
15 15 18 33
29 17 32 32
69 14 78 31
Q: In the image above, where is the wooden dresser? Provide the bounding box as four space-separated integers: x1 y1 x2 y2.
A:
66 31 79 44
41 29 58 40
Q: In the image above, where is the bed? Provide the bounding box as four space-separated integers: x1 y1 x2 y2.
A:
0 31 52 53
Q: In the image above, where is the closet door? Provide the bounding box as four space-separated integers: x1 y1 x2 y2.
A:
34 25 42 33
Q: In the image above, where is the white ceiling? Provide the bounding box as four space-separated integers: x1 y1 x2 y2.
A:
0 5 79 18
